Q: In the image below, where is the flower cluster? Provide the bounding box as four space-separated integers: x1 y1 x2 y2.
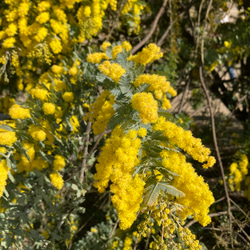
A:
153 116 216 168
111 41 132 59
131 92 158 124
9 104 31 119
121 0 144 34
98 61 126 83
0 0 145 97
49 171 64 190
0 160 9 198
0 121 17 146
128 43 163 65
94 126 145 230
133 74 177 110
161 150 214 226
85 90 115 135
229 152 248 192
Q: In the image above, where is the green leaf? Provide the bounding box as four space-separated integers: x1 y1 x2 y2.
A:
110 87 121 98
136 83 150 92
143 181 184 207
0 124 15 132
105 46 112 59
96 72 107 82
7 170 15 183
120 119 138 131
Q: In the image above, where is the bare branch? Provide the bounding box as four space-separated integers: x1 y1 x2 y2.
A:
199 66 233 247
131 0 168 54
80 121 92 184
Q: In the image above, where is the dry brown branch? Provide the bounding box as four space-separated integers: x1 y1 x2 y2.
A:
89 129 112 156
80 121 92 184
200 0 213 64
157 11 185 47
230 198 249 218
213 196 226 204
199 66 233 247
184 211 228 228
195 0 205 58
131 0 168 54
108 219 120 240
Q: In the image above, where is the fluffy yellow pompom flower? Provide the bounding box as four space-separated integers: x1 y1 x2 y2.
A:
51 65 64 74
137 127 147 137
0 121 17 146
84 6 91 17
21 142 35 165
49 38 62 54
2 37 16 48
133 74 170 95
98 61 126 83
87 53 109 64
101 41 111 52
53 155 66 171
112 45 123 59
0 160 9 198
50 171 64 190
5 23 17 36
122 41 132 51
30 87 49 102
42 102 56 115
34 27 48 42
131 92 158 124
36 12 50 24
69 66 78 75
9 104 31 119
224 41 231 48
128 43 163 65
28 125 47 141
229 153 249 191
85 90 115 135
63 92 74 102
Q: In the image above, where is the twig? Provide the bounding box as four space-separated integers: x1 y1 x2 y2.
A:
108 219 119 240
230 198 249 218
199 66 233 247
106 3 123 41
237 232 250 245
80 121 92 184
131 0 168 54
184 211 228 228
234 220 250 243
195 0 205 58
200 0 213 64
189 105 208 117
89 129 112 156
213 196 226 204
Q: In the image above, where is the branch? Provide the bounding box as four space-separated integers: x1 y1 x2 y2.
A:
199 66 233 246
108 219 119 240
131 0 168 54
80 121 92 184
184 211 228 228
89 129 112 156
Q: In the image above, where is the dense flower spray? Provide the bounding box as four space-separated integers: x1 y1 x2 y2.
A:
86 42 216 245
